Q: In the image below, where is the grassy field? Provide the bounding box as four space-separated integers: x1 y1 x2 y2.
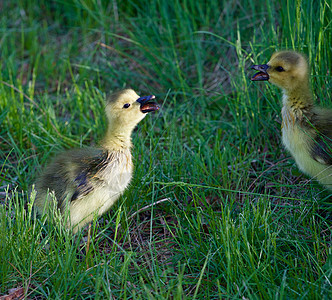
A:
0 0 331 298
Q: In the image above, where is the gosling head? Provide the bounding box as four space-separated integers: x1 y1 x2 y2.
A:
251 51 309 92
102 89 160 149
105 89 160 130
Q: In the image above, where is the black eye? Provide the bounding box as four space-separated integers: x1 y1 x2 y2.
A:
275 66 284 72
123 103 130 109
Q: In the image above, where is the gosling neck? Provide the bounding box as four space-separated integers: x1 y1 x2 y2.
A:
101 122 133 151
282 82 314 111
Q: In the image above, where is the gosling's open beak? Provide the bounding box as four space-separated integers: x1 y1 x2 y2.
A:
251 64 270 81
136 95 160 113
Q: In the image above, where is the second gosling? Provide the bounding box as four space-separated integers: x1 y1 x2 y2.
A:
34 89 160 231
251 51 332 190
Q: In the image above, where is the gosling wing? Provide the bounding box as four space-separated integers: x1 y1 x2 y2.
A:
310 109 332 165
70 150 110 202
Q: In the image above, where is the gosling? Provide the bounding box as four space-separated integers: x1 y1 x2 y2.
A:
251 51 332 191
34 89 160 231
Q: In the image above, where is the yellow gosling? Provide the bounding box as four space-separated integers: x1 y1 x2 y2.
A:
251 51 332 191
34 89 160 231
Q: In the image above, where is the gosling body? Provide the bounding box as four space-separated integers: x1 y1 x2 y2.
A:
35 89 159 231
35 148 133 229
252 51 332 190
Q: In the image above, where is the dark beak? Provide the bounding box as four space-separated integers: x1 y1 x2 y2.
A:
251 64 270 81
136 95 160 113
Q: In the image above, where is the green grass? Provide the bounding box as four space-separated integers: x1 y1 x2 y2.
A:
0 0 331 298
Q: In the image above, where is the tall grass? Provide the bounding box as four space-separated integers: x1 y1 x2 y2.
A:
0 0 331 298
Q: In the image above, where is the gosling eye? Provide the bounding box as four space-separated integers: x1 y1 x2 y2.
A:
275 66 285 72
123 103 131 109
